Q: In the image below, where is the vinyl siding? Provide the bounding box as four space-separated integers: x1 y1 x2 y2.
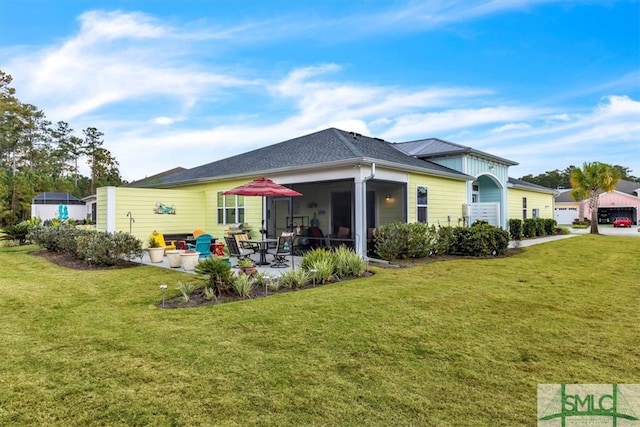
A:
110 188 205 242
408 173 467 226
507 188 555 220
178 178 264 239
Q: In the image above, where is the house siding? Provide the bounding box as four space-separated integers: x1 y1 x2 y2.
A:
407 173 467 226
507 188 554 220
430 156 463 172
97 187 205 242
178 178 265 239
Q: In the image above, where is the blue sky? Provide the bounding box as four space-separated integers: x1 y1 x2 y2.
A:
1 0 639 182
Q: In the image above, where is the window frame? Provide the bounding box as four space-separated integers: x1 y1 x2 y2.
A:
217 191 245 225
417 185 428 223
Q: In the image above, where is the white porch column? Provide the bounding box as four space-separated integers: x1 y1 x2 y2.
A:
354 178 365 257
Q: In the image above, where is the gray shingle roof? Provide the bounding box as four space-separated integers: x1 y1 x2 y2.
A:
508 177 557 194
393 137 518 166
147 128 471 187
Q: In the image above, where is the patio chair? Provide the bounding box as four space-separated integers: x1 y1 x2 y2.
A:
224 236 254 264
192 229 206 238
329 226 352 248
150 231 176 253
236 232 259 252
268 232 295 268
186 233 213 258
307 226 326 250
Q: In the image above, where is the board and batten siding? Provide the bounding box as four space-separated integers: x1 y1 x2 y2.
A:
407 173 467 226
507 188 555 220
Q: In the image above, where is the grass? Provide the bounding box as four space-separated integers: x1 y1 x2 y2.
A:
1 235 639 426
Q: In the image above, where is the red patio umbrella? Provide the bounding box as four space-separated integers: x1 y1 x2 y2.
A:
223 177 302 238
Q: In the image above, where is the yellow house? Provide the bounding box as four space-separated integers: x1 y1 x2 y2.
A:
97 128 555 256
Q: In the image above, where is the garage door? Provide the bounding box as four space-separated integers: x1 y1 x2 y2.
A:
555 207 578 224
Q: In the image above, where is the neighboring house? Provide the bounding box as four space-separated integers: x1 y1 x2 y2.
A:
555 179 640 225
97 128 555 256
31 192 86 222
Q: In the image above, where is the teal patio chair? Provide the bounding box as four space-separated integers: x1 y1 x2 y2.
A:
186 233 213 258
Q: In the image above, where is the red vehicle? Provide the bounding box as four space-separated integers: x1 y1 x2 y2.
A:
613 217 632 227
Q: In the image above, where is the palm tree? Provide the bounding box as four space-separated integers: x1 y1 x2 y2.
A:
569 162 621 234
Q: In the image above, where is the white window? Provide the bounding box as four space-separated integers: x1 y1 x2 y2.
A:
417 186 428 223
522 197 527 219
217 192 245 224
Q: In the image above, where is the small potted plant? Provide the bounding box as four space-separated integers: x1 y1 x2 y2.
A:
147 236 165 263
238 257 257 276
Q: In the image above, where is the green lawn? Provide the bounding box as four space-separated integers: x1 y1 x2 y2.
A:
1 235 639 426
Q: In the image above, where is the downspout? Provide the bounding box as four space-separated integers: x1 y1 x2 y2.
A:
361 163 375 258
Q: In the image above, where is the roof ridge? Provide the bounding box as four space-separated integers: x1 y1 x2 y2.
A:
332 128 364 158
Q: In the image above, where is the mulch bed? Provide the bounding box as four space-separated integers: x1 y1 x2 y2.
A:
32 249 141 270
31 249 373 308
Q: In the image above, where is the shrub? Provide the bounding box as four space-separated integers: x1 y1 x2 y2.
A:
508 219 523 241
452 222 509 256
434 226 456 255
534 218 545 237
301 248 334 271
0 223 32 245
76 231 142 265
332 246 367 277
231 275 254 298
543 218 557 235
374 222 411 260
177 281 197 302
278 269 310 289
522 218 536 238
195 257 234 296
307 258 335 284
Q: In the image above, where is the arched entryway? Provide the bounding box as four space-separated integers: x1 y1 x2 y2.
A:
468 174 505 226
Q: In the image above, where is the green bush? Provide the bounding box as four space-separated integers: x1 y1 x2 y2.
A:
543 218 557 235
522 219 536 238
534 218 545 237
28 224 89 255
231 275 254 298
29 225 142 266
278 269 310 289
195 257 234 297
307 258 335 284
452 222 509 256
0 223 32 245
374 222 442 260
332 246 367 277
508 219 523 241
373 222 411 260
75 231 142 266
301 248 334 271
434 226 456 255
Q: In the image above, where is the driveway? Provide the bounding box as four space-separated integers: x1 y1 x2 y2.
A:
510 224 639 248
569 224 640 237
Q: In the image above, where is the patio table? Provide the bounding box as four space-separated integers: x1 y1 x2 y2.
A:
248 238 277 265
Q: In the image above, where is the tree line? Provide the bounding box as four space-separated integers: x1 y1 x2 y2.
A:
0 70 124 226
519 165 639 189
